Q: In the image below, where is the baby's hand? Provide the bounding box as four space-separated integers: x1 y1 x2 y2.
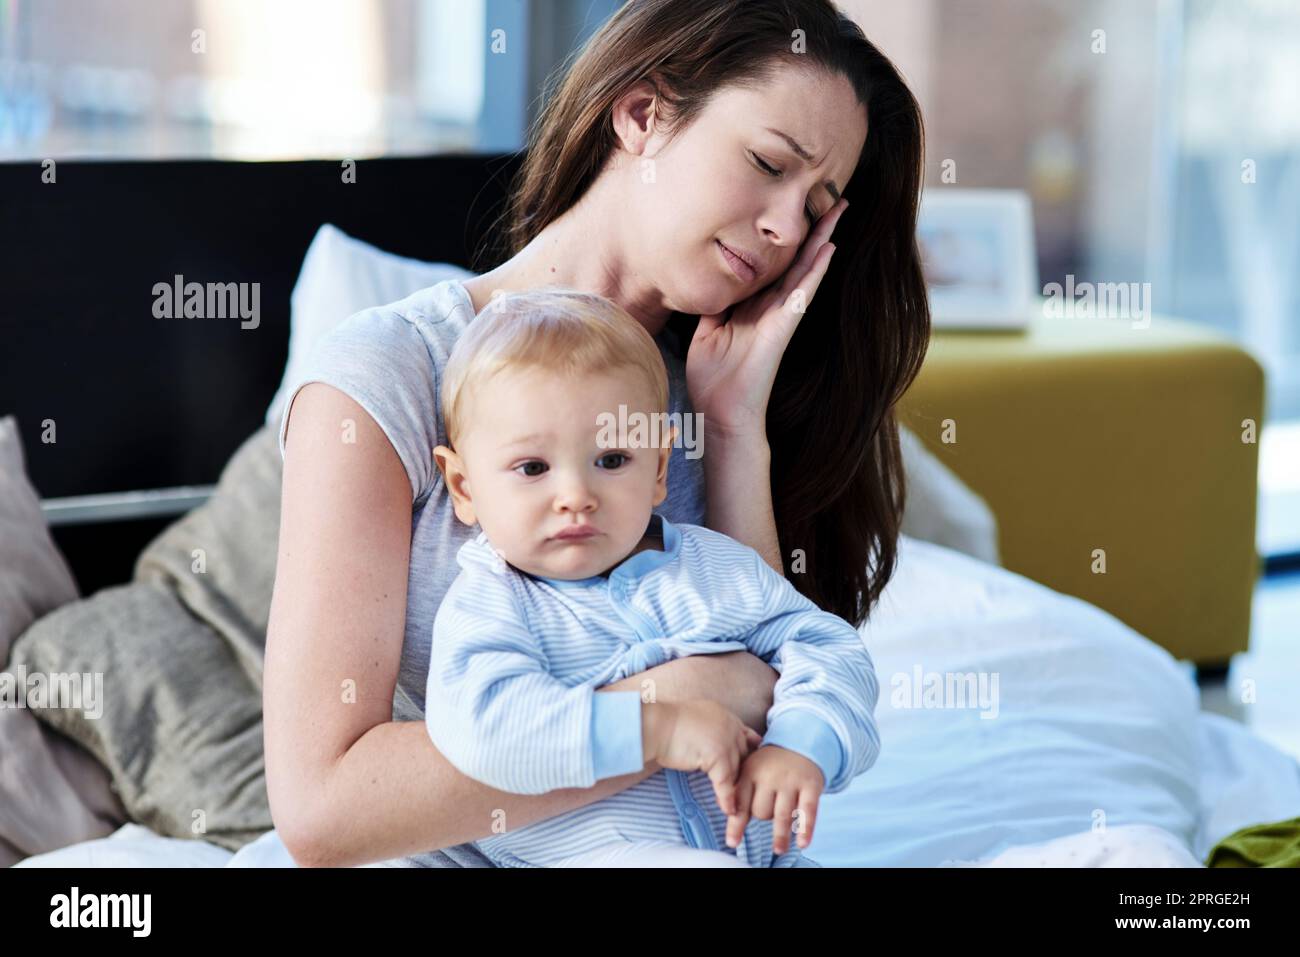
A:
725 746 823 855
647 700 763 816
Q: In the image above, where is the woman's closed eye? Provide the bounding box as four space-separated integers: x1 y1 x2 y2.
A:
749 150 818 223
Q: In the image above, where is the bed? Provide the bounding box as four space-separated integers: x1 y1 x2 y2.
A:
13 535 1300 868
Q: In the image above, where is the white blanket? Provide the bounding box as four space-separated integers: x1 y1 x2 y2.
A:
15 536 1300 868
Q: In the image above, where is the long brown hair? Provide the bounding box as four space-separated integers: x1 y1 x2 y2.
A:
491 0 930 626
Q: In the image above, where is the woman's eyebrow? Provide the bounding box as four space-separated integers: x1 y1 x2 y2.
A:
764 127 842 203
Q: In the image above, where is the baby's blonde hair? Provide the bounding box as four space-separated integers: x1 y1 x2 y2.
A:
441 288 670 450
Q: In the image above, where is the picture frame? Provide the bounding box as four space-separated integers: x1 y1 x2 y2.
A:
916 188 1039 330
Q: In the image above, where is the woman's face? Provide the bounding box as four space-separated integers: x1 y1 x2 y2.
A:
616 60 868 317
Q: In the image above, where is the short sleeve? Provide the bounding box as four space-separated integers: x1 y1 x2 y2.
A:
276 305 442 503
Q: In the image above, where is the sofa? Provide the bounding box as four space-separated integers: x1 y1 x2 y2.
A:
899 310 1264 668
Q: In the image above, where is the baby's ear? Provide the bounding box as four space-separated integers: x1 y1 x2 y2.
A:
433 445 477 526
432 444 455 481
653 428 673 503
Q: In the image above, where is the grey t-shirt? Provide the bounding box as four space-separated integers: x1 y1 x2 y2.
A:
276 278 707 867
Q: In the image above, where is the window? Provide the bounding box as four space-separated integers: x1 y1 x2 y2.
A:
0 0 523 160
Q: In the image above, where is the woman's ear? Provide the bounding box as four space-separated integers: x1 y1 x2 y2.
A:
433 445 477 526
611 78 662 157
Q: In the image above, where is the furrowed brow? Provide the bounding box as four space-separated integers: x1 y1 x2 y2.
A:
765 127 841 205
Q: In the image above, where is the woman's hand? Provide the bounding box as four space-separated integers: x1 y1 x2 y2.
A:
686 197 848 438
595 650 779 735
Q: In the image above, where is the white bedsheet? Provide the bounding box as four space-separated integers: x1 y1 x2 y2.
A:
14 536 1300 868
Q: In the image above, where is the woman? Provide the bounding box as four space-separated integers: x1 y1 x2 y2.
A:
265 0 929 867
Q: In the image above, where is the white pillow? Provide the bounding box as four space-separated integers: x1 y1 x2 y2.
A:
264 224 473 425
0 415 128 867
898 425 1000 566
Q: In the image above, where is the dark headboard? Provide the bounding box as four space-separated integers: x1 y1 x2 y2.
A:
0 152 522 592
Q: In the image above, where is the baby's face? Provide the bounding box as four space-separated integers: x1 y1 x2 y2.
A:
437 365 672 580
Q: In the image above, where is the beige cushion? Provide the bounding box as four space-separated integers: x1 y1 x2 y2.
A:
0 415 127 867
8 424 282 853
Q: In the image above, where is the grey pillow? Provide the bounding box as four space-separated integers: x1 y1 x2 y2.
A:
0 415 128 867
0 416 80 662
8 424 282 852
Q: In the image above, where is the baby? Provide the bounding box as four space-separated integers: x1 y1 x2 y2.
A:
425 288 881 868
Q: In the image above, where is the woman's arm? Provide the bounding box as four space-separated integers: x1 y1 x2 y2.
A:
691 199 848 578
598 649 777 735
265 384 773 868
703 430 782 574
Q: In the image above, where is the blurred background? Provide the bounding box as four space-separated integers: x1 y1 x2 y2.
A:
2 0 1296 565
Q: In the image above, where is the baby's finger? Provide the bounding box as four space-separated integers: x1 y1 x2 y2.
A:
749 782 776 822
735 726 756 759
772 790 797 856
712 776 737 816
743 727 763 752
726 810 750 849
706 748 740 796
794 789 819 849
726 776 755 848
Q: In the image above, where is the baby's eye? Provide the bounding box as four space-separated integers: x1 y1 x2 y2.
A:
514 460 548 477
595 452 629 470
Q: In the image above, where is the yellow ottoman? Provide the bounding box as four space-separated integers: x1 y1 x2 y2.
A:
898 308 1265 667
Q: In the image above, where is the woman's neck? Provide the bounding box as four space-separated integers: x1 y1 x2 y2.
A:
462 174 675 337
